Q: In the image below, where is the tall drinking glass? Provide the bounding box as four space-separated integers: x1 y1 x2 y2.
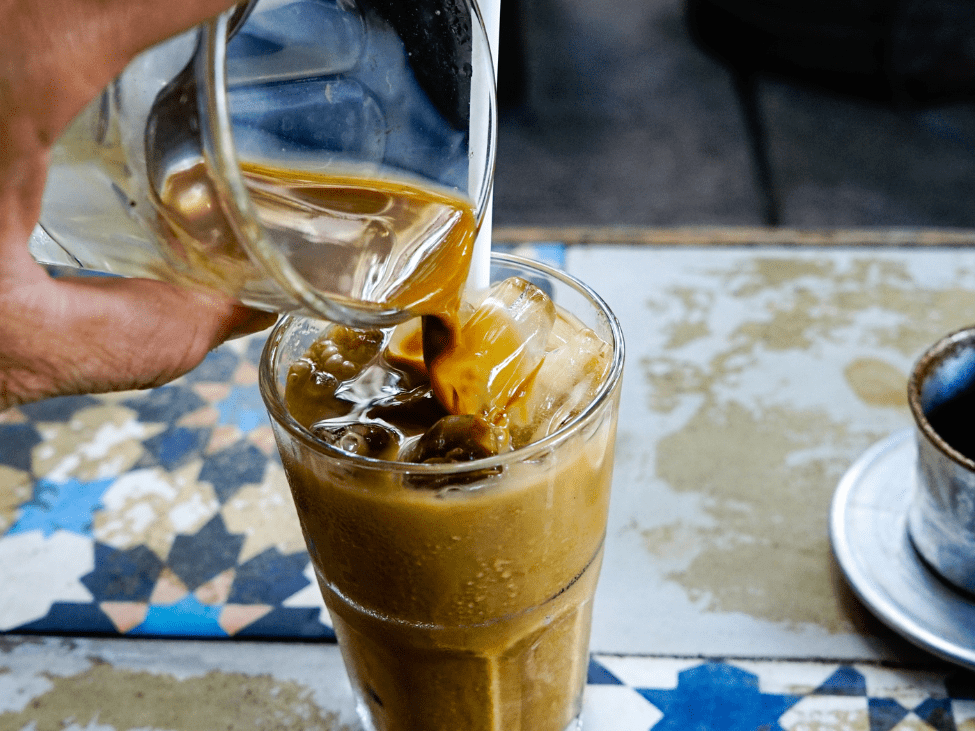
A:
259 253 624 731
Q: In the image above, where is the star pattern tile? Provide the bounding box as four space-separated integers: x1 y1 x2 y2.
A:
122 385 207 424
166 515 246 591
18 395 101 423
8 476 115 538
198 441 269 503
81 543 165 602
137 426 213 471
638 663 803 731
0 423 43 473
0 333 331 640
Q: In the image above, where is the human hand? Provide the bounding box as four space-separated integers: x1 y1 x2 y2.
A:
0 0 277 410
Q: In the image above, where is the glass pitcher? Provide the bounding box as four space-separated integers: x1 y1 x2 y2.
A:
33 0 496 326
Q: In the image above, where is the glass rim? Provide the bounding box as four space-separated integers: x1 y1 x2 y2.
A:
258 252 625 474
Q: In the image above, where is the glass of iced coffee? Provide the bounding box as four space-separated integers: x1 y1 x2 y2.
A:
259 253 624 731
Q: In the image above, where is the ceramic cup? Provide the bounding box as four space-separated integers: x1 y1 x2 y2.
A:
908 325 975 594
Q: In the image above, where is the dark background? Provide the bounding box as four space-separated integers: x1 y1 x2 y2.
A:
491 0 975 228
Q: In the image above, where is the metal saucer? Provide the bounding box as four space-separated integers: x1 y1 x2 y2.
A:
830 428 975 670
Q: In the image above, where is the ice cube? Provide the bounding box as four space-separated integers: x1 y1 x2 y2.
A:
402 414 511 464
401 414 511 489
383 318 428 386
546 308 589 350
312 421 401 460
285 360 352 428
365 385 447 436
306 325 384 381
427 277 556 420
506 323 612 448
284 325 382 427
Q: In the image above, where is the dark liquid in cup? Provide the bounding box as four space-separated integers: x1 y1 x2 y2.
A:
926 384 975 461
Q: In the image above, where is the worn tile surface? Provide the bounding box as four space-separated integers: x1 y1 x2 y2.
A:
5 241 975 729
0 335 332 640
2 635 975 731
575 245 975 661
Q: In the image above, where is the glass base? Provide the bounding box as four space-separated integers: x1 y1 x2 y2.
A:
354 699 584 731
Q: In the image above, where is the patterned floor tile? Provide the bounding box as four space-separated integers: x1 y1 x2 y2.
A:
583 683 663 730
0 530 94 631
0 423 44 472
0 334 331 640
166 515 246 591
780 694 869 731
82 543 164 602
636 662 803 731
583 658 975 731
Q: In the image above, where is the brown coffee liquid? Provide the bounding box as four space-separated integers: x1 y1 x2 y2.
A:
243 163 477 318
158 161 477 319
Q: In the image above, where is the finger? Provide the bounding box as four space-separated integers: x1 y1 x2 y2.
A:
0 0 240 236
4 0 238 140
0 273 277 408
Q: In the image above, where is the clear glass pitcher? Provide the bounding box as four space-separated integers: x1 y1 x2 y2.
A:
33 0 496 326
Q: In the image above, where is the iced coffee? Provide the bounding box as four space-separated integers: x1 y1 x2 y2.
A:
260 254 623 731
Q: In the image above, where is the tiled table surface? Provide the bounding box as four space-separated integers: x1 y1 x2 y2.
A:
4 232 975 730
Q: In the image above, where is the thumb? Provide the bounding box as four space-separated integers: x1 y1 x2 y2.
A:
6 0 239 142
0 273 277 409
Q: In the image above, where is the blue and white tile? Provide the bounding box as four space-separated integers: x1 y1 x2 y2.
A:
0 531 94 631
